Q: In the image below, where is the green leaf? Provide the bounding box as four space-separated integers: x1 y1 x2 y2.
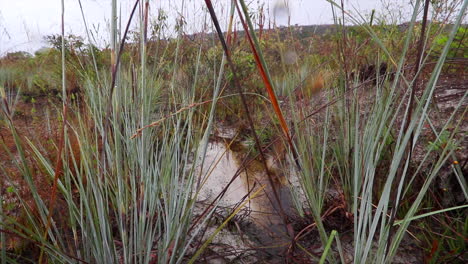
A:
6 186 15 193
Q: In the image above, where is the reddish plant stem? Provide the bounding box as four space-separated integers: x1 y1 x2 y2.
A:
234 0 298 165
204 0 294 241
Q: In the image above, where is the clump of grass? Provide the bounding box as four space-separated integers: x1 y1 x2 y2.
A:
286 0 467 262
0 1 229 263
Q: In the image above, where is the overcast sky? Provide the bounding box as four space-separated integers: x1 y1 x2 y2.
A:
0 0 414 55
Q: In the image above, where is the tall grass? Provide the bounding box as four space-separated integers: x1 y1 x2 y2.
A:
287 0 468 262
0 1 229 263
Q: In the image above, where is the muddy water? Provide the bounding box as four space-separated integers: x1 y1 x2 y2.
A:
196 140 295 257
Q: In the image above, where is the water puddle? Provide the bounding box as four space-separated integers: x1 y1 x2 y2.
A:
196 137 295 257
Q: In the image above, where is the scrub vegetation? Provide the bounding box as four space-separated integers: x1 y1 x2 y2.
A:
0 0 467 263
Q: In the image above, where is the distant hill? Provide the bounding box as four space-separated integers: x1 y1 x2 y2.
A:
177 22 466 43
